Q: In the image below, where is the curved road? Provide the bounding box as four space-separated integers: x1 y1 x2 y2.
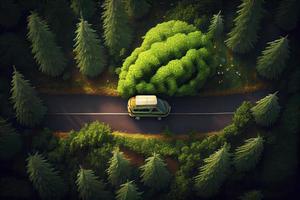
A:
42 90 268 134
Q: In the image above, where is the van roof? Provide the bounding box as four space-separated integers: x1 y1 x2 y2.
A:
135 95 157 106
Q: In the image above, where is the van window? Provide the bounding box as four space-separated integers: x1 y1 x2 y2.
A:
133 108 149 112
152 108 161 112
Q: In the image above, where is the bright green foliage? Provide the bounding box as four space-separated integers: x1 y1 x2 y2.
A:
0 117 22 160
102 0 132 57
207 11 223 41
26 153 65 200
74 18 106 77
239 190 263 200
194 143 231 198
125 0 150 19
107 148 131 186
251 92 280 126
10 68 46 126
226 0 264 53
140 153 170 190
27 12 66 76
76 168 108 200
234 136 264 172
256 36 290 80
71 0 95 19
116 180 142 200
275 0 300 31
232 101 253 130
70 121 112 152
118 20 215 98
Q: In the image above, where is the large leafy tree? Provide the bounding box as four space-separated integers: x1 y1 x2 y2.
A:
226 0 264 53
116 180 142 200
74 18 107 77
207 11 224 41
76 168 108 200
11 68 46 126
275 0 300 31
71 0 95 19
140 153 170 190
194 143 231 198
102 0 132 58
256 36 290 80
234 136 264 172
125 0 150 19
0 117 22 160
107 148 131 186
27 153 65 200
251 92 280 126
27 12 66 76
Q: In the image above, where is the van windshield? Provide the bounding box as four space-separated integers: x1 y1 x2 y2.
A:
157 99 167 112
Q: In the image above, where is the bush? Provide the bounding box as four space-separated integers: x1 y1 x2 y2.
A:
70 121 113 152
232 101 253 130
118 20 215 97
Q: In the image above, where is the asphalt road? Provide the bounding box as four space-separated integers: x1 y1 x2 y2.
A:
42 90 268 134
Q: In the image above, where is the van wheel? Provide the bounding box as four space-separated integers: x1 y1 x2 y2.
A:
135 117 140 120
157 117 162 120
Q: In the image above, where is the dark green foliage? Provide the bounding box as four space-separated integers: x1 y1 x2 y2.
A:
207 11 224 41
71 0 95 19
232 101 253 130
107 148 131 186
275 0 300 31
256 36 290 80
0 33 34 70
194 143 231 198
226 0 264 53
287 69 300 94
31 128 58 152
10 68 46 126
222 124 238 140
102 0 132 57
0 117 22 160
76 168 108 200
261 95 299 184
234 136 264 172
27 12 66 76
118 20 215 97
74 18 106 77
140 153 171 190
125 0 150 19
0 0 21 28
0 177 33 199
251 92 280 126
27 153 65 200
168 170 192 200
239 190 263 200
116 180 142 200
70 121 113 152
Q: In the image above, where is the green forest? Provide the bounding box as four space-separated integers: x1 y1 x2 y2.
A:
0 0 300 199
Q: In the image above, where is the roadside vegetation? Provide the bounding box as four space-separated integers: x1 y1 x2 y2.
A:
0 0 299 199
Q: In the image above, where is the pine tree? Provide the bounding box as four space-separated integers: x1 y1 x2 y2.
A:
116 180 142 200
140 153 170 190
256 36 290 80
107 149 131 186
27 12 66 76
226 0 264 53
251 92 280 126
102 0 132 58
74 18 107 77
27 153 65 200
194 143 231 198
275 0 300 31
239 190 263 200
71 0 96 19
0 117 22 160
10 68 46 126
207 11 224 41
76 168 109 200
234 136 264 172
125 0 150 19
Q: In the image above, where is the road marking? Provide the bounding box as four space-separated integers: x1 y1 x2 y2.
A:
49 112 234 116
